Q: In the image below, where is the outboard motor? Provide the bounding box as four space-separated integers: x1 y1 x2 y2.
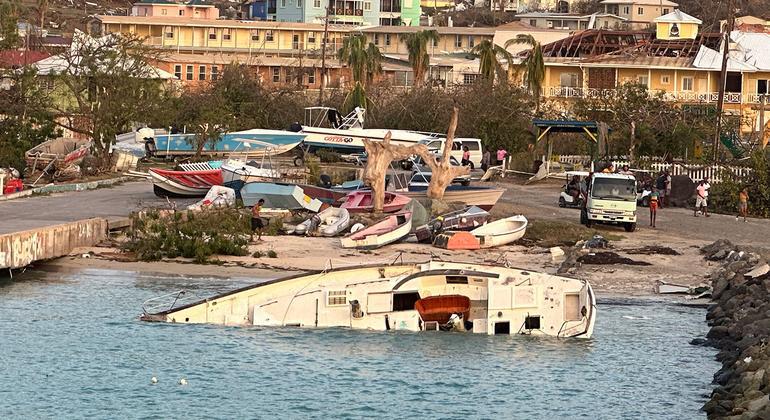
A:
327 109 342 128
144 138 157 157
288 121 302 132
318 174 332 189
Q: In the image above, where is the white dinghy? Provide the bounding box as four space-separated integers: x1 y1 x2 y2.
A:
140 260 596 339
470 215 528 248
295 207 351 237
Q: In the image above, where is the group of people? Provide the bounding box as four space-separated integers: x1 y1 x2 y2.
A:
480 149 508 172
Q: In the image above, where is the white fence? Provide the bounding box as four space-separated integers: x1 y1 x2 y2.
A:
555 155 752 184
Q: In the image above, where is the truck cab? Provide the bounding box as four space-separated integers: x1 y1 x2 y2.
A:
581 173 638 232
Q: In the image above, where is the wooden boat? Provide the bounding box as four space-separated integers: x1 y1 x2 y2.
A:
149 168 223 197
241 182 322 212
470 215 528 248
340 212 412 249
299 185 348 205
140 260 596 338
150 130 305 158
295 207 350 236
401 186 504 211
25 138 92 172
415 206 490 243
341 191 411 213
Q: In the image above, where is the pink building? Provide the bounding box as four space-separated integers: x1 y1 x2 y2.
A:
131 0 219 19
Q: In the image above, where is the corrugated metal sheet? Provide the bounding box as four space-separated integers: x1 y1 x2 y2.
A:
0 219 108 270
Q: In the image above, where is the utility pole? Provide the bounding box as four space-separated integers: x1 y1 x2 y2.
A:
318 0 330 106
713 0 735 162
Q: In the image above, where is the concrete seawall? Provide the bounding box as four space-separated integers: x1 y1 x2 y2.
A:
0 218 108 270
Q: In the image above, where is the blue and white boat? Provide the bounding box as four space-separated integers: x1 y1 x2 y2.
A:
150 129 305 158
241 182 323 212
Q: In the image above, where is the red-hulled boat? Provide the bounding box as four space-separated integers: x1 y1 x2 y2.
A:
415 295 471 324
149 168 223 198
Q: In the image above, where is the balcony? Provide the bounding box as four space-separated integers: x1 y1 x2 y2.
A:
546 87 753 104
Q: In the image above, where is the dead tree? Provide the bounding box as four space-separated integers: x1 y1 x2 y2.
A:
362 107 470 212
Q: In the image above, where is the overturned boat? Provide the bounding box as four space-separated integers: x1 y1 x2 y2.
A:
140 260 596 338
149 168 223 197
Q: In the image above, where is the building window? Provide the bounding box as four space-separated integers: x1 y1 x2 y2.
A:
212 65 219 81
661 75 670 84
622 6 630 14
758 79 769 95
314 0 320 7
164 26 174 38
223 28 232 41
308 70 315 84
208 28 217 40
663 7 670 14
468 36 474 48
298 0 302 7
374 34 379 45
326 290 347 306
174 64 182 79
638 74 649 87
199 65 206 80
637 7 643 15
560 72 579 87
308 31 316 43
161 8 167 15
186 65 193 81
364 1 371 10
251 30 260 41
178 9 184 16
385 33 391 46
281 0 286 7
272 67 280 82
529 19 537 26
682 77 694 91
455 35 462 48
266 30 274 41
463 73 478 84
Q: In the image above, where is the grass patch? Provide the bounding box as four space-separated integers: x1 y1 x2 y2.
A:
267 250 278 258
523 220 623 248
252 251 263 258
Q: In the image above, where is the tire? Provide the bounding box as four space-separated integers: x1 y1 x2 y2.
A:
558 197 566 208
293 156 304 167
624 222 637 232
641 197 650 207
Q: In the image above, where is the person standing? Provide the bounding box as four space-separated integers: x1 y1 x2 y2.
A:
664 170 672 207
602 164 615 173
738 188 749 222
496 148 507 166
251 198 266 241
694 181 709 217
481 150 491 172
655 171 667 208
461 146 471 167
649 186 659 228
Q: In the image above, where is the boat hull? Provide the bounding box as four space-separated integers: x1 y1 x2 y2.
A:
301 127 437 151
341 191 411 213
149 168 223 198
241 182 322 211
401 187 504 211
340 212 412 249
470 215 528 248
152 130 304 158
25 138 92 171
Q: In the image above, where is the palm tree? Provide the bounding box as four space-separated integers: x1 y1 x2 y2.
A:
505 34 545 111
400 29 439 86
337 34 382 110
470 39 514 84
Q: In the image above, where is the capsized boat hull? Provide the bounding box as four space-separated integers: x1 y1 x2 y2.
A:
241 182 322 211
149 168 223 197
401 187 504 211
140 260 596 339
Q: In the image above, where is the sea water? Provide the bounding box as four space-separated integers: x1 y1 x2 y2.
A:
0 268 718 419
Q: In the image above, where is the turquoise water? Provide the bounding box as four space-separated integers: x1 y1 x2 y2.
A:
0 268 718 419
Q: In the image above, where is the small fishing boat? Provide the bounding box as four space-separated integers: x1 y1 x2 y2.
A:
400 186 504 211
140 260 596 338
415 206 490 243
241 182 322 212
298 184 348 205
25 138 92 172
470 215 528 248
149 130 305 158
341 191 411 213
340 212 412 249
149 168 223 197
295 207 350 236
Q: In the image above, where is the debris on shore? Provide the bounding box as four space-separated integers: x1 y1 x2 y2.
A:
698 239 770 418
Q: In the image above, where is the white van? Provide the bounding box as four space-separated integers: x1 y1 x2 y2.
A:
419 138 484 169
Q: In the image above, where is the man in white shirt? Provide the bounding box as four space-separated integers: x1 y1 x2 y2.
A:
694 179 710 217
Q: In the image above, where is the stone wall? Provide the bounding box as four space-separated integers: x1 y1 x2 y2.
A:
699 239 770 418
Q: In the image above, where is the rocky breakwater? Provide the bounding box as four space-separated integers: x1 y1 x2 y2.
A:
699 239 770 419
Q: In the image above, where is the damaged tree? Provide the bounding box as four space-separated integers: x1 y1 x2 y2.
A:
362 107 471 212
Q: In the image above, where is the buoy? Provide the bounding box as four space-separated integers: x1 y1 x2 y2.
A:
179 378 188 385
150 376 158 384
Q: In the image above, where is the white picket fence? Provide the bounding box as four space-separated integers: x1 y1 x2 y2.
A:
556 155 752 184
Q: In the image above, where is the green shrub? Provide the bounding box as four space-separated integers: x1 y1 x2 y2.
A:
708 150 770 217
267 250 278 258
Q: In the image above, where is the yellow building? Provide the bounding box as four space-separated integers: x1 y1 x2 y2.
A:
357 26 495 55
654 9 701 40
93 15 354 56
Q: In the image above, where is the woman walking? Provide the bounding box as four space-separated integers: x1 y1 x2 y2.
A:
649 186 659 228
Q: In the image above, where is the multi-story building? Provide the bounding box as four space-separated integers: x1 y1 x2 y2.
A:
131 0 220 19
600 0 678 29
516 12 627 30
242 0 420 26
538 11 770 134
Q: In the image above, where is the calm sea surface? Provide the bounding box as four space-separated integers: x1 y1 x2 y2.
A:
0 267 718 419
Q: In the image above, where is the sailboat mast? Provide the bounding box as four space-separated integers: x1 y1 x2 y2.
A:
318 1 330 106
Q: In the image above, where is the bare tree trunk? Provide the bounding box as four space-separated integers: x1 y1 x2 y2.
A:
628 120 636 163
421 108 471 199
363 132 425 212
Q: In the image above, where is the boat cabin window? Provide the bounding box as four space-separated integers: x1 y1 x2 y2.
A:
525 315 541 330
494 321 510 335
392 292 420 311
326 290 347 306
446 276 468 284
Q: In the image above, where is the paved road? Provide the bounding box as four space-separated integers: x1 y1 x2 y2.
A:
496 180 769 247
0 180 195 235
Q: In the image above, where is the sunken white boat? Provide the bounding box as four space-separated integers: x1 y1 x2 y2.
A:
141 260 596 338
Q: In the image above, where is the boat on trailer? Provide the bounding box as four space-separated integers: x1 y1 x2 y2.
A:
140 260 596 338
149 168 223 197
